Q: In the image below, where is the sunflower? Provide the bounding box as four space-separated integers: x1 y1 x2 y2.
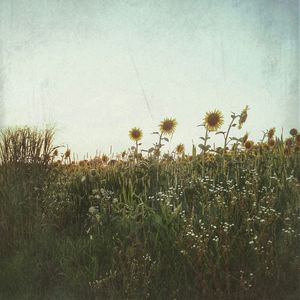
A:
79 160 87 166
285 138 293 147
176 143 185 154
203 110 224 132
238 105 249 129
154 149 161 157
268 139 275 147
267 128 276 140
289 128 298 136
102 155 109 163
244 140 254 150
129 127 143 141
65 149 71 159
205 153 215 162
159 118 177 135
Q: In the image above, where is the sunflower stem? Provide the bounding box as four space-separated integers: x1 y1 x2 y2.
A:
223 116 237 154
135 140 138 160
204 128 209 148
158 133 162 148
156 133 163 158
202 127 209 177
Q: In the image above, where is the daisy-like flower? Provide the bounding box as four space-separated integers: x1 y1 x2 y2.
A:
129 127 143 141
203 110 224 132
176 143 185 154
238 105 249 129
159 118 177 135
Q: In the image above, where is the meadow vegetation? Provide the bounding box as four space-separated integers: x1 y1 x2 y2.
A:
0 108 299 299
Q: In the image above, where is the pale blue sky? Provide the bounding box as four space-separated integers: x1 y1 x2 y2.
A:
0 0 299 157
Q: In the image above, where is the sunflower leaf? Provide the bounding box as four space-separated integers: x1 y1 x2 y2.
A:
198 144 210 151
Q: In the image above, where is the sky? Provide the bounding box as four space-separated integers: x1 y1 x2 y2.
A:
0 0 299 158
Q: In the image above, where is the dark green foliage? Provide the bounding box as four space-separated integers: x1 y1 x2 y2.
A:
0 128 299 299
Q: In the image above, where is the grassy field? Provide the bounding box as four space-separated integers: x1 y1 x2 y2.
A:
0 109 299 299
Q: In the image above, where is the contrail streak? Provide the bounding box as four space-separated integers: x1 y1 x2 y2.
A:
130 54 154 120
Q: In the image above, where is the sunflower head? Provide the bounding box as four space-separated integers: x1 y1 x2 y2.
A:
289 128 298 136
129 127 143 142
268 138 275 147
65 149 71 158
238 105 249 129
244 140 254 150
267 128 276 140
205 153 215 162
176 143 185 154
154 148 161 157
159 118 177 135
203 110 224 132
101 154 109 163
79 160 87 166
285 138 293 148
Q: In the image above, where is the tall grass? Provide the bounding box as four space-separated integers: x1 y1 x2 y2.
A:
0 125 299 299
0 127 57 256
0 126 57 164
